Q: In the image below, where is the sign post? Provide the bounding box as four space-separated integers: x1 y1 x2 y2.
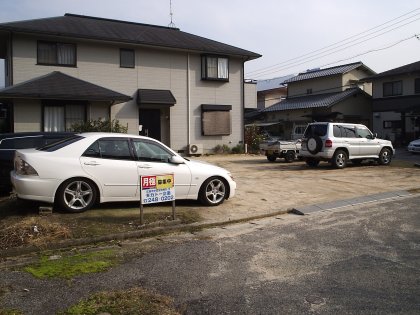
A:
139 174 175 225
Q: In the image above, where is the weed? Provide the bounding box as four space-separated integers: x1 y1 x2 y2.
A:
61 287 180 315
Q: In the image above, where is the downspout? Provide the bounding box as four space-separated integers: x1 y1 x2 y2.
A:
9 31 13 86
187 53 191 147
242 56 250 146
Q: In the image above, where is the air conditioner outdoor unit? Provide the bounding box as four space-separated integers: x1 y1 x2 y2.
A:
188 143 203 155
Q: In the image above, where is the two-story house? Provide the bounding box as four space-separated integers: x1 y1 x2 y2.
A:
261 62 375 139
0 13 260 154
362 60 420 145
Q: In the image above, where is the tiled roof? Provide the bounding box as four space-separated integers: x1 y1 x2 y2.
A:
363 60 420 81
263 88 363 112
0 13 261 60
283 62 375 84
0 71 132 103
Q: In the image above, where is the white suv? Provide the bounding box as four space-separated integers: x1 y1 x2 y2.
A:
299 122 395 169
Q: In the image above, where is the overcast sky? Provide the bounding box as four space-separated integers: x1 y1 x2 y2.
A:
0 0 419 87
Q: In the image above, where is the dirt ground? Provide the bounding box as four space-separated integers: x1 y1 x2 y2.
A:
193 154 420 223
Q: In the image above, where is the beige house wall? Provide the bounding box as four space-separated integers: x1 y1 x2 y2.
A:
287 75 343 97
372 74 418 98
244 82 257 109
10 34 246 153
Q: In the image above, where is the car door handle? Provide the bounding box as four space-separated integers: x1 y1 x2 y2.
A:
138 164 152 169
84 161 101 166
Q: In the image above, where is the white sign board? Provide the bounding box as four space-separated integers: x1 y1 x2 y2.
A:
140 174 175 205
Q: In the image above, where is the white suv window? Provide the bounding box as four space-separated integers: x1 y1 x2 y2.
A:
357 127 372 138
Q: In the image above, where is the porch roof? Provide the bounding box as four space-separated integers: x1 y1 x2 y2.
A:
137 89 176 107
0 71 132 104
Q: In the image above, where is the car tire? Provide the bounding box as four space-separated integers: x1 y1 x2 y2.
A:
267 155 276 162
378 148 392 165
56 178 97 213
307 136 323 154
305 158 320 167
198 177 227 206
332 150 348 169
284 151 295 163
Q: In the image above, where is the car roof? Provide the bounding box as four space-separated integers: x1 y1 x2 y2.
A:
78 132 152 141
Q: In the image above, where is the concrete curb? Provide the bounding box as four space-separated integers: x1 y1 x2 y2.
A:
291 190 412 215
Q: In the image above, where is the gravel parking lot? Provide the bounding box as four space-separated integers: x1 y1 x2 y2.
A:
193 154 420 223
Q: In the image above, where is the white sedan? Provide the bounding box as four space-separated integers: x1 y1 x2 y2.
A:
407 139 420 153
11 133 236 213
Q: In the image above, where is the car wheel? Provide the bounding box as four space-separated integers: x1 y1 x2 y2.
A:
306 158 320 167
378 148 392 165
332 150 348 169
199 177 227 206
307 136 322 154
284 151 295 163
267 155 276 162
56 178 97 213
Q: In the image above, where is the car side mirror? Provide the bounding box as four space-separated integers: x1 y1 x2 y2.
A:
170 155 185 164
372 133 377 139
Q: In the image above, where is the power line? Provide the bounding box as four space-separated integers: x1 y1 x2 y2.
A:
246 7 420 78
250 17 420 78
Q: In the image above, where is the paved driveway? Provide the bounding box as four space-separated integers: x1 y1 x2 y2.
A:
192 154 420 223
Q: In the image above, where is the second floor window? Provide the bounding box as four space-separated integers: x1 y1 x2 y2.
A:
383 81 402 97
120 49 135 68
37 41 76 66
201 55 229 81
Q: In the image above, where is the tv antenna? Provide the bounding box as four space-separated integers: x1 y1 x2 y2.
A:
168 0 177 28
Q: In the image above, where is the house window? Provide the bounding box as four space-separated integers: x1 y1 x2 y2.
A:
415 78 420 94
201 104 231 135
383 81 402 97
306 88 312 95
201 55 229 81
383 120 402 129
37 41 76 66
120 49 135 68
43 103 85 132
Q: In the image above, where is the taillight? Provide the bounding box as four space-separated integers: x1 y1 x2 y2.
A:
14 156 38 176
325 139 333 147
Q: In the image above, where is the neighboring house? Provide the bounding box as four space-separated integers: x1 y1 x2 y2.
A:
256 74 294 110
362 60 420 145
0 13 260 154
261 62 375 139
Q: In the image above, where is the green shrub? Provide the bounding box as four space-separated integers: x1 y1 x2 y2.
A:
71 119 128 133
231 144 245 154
245 125 264 153
213 144 231 154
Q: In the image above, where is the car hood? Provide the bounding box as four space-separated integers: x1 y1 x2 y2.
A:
409 139 420 145
185 159 232 176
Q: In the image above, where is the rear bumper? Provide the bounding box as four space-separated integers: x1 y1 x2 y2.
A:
11 171 58 203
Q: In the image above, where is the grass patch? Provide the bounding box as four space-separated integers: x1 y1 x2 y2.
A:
24 249 119 279
61 287 180 315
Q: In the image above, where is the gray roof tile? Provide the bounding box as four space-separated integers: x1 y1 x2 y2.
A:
0 71 132 103
283 62 374 84
0 14 261 60
263 88 363 112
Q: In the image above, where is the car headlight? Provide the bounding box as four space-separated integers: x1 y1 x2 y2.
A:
15 158 38 176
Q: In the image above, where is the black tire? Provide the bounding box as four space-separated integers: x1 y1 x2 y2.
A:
332 150 348 169
306 158 320 167
307 136 323 154
378 148 392 165
198 177 227 206
56 178 97 213
284 151 295 163
267 155 276 162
